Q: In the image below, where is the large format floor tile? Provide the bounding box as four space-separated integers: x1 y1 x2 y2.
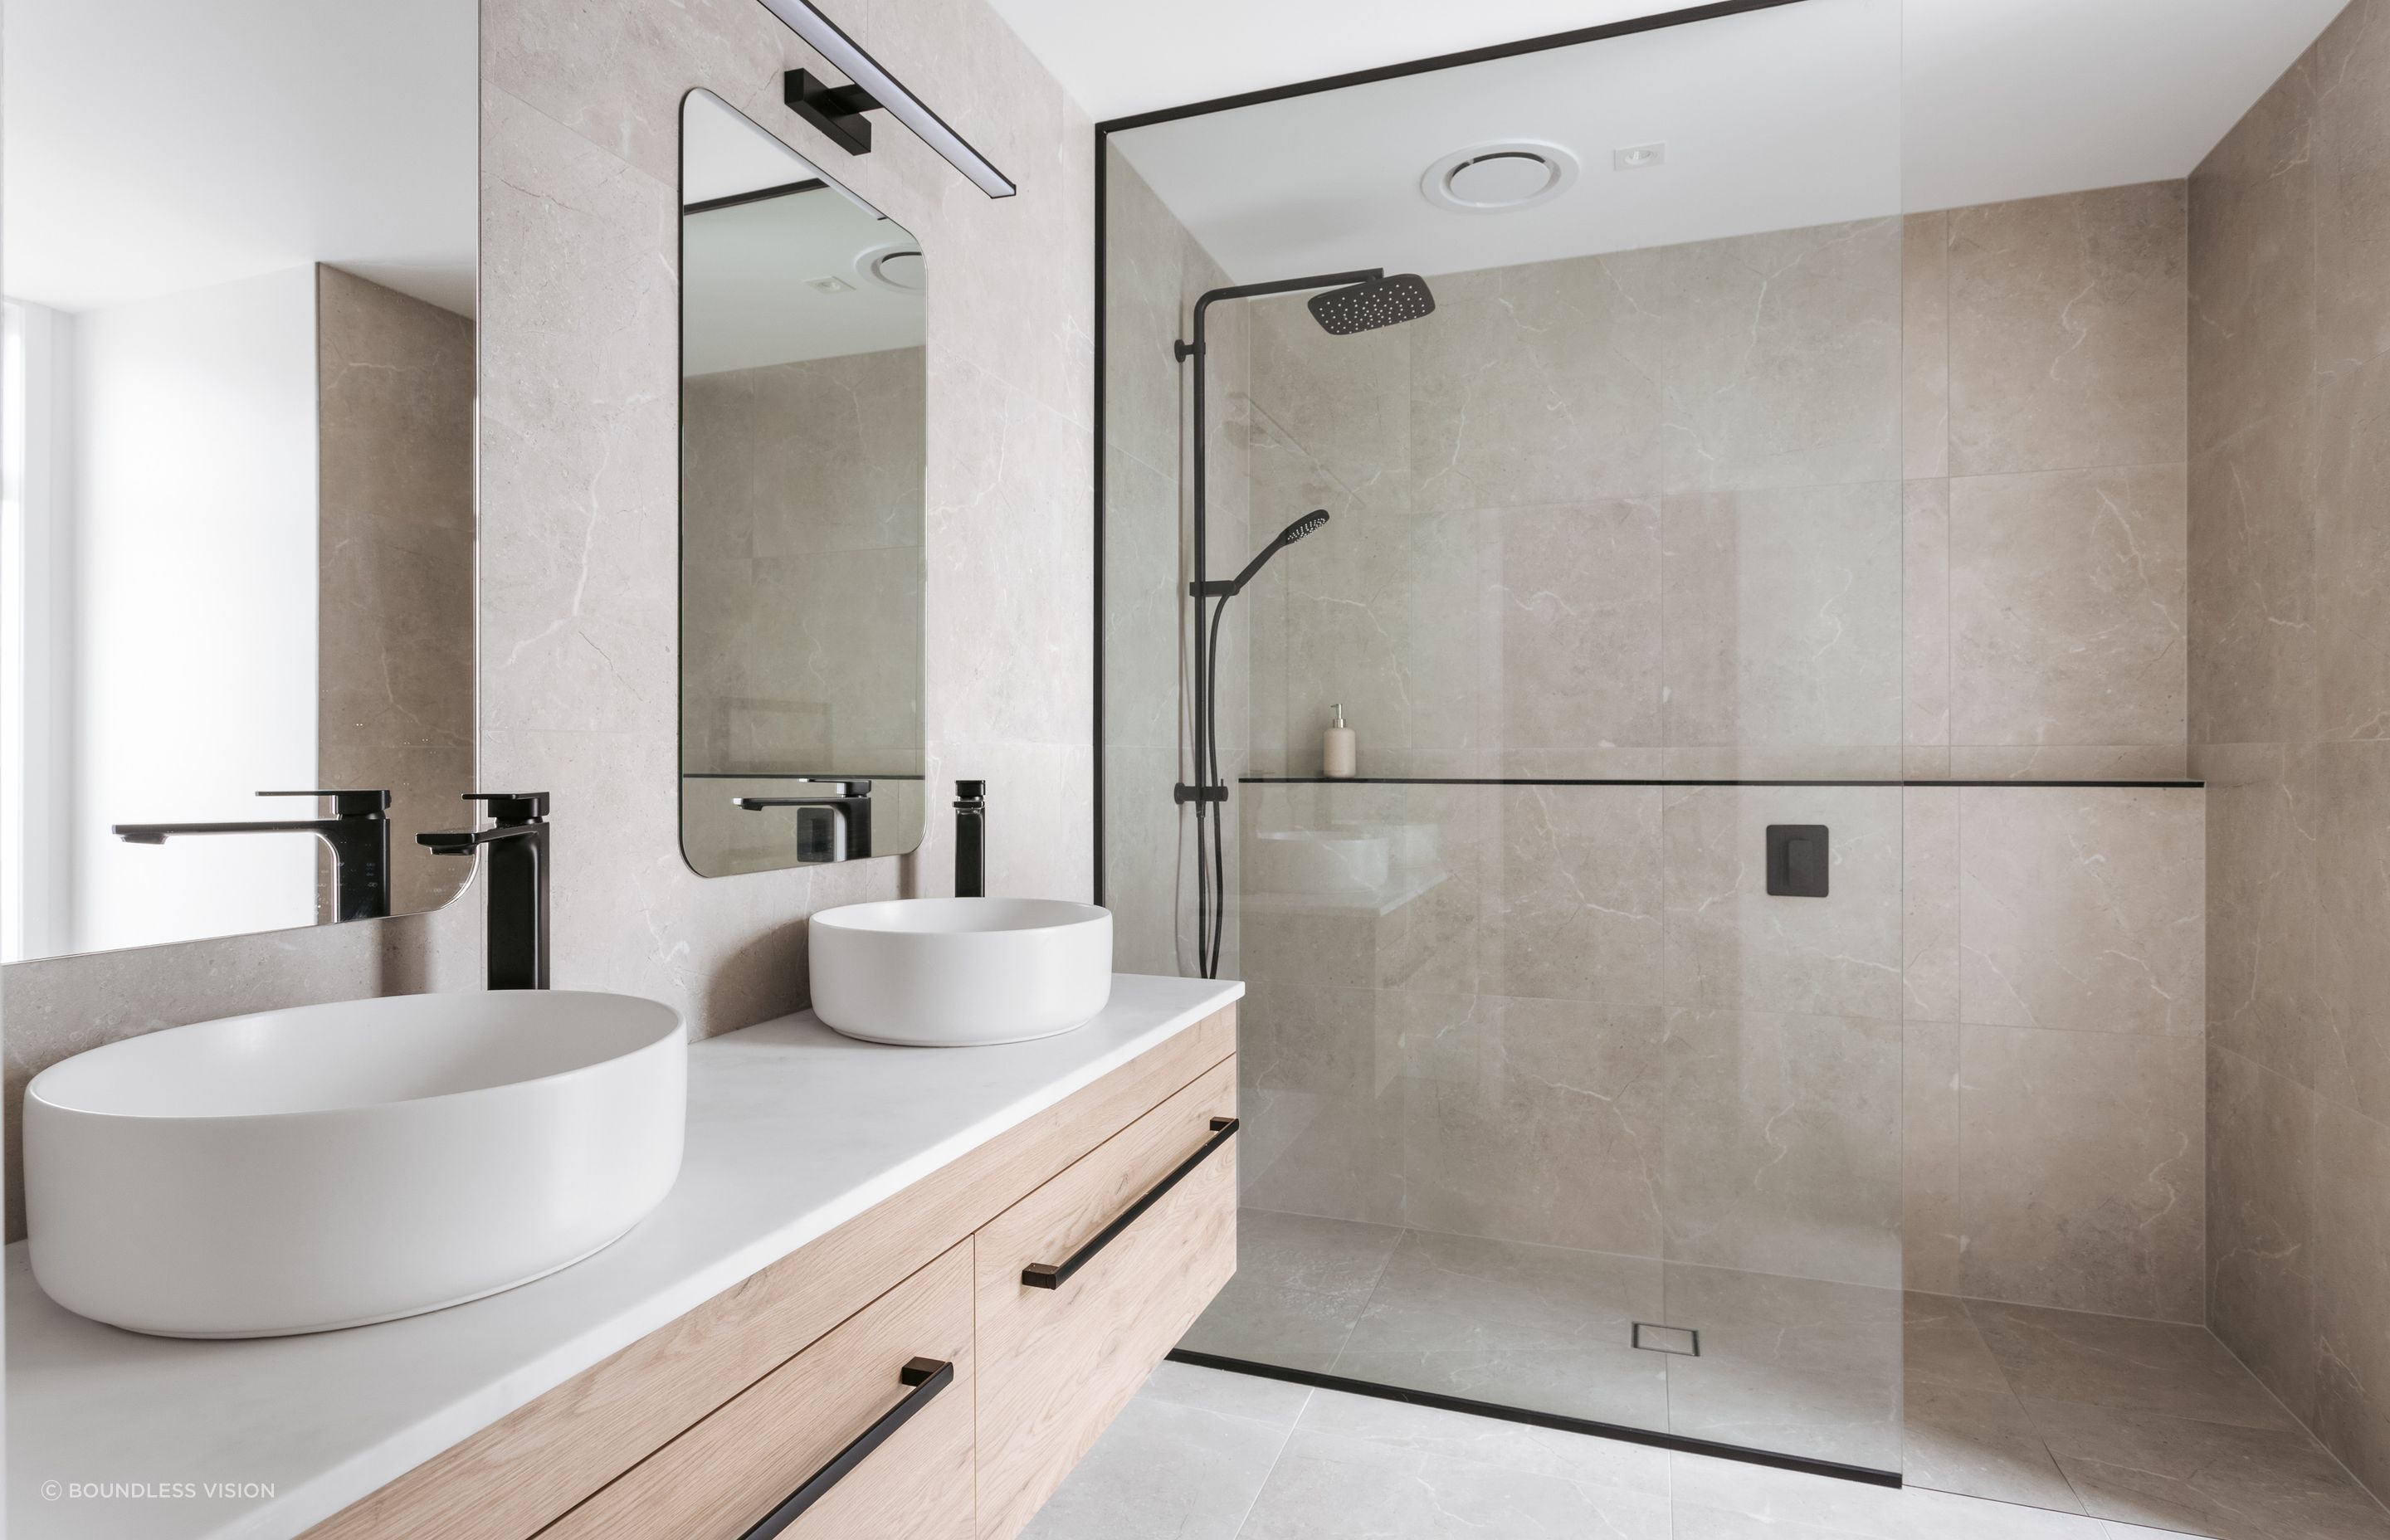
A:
1965 1300 2305 1432
1333 1226 1668 1430
1178 1208 1402 1371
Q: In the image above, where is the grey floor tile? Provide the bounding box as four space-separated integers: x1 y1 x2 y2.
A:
1332 1226 1669 1430
1178 1207 1402 1372
1907 1290 2015 1392
1019 1391 1290 1540
2024 1397 2390 1540
1240 1424 1670 1540
1663 1263 1904 1472
1964 1301 2303 1433
1295 1383 1673 1495
1142 1358 1314 1429
1904 1378 2084 1512
1669 1452 2112 1538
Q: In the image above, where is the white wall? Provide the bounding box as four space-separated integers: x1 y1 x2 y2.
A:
69 265 319 953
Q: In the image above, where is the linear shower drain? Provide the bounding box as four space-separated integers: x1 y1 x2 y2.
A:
1632 1323 1700 1357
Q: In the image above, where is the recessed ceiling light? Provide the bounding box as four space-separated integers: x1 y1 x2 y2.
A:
1421 139 1580 215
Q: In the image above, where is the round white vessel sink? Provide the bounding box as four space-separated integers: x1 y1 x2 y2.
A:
810 898 1112 1046
23 991 686 1338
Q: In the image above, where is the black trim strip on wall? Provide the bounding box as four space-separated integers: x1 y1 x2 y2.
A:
1239 777 2207 790
1165 1350 1905 1488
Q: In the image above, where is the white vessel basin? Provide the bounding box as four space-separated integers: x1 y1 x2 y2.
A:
810 898 1112 1046
23 991 686 1338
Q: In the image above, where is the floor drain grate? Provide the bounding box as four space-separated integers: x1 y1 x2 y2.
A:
1632 1322 1700 1357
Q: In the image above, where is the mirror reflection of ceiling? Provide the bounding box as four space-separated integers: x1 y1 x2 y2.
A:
0 0 477 316
1096 0 2349 285
681 92 926 376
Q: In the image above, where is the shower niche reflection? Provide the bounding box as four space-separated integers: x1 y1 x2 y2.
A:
677 90 927 876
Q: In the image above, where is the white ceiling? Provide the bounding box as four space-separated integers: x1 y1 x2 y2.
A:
1005 0 2348 279
683 94 925 375
1115 0 1902 284
2 0 477 317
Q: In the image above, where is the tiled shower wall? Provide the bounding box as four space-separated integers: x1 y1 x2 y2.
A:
2190 0 2390 1498
1227 183 2206 1320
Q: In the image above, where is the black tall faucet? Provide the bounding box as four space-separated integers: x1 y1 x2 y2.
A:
419 792 550 990
114 789 393 921
954 780 986 898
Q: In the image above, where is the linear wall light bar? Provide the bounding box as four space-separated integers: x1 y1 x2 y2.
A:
752 0 1017 198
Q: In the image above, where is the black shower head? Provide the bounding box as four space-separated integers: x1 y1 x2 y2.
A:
1220 510 1331 597
1309 274 1436 334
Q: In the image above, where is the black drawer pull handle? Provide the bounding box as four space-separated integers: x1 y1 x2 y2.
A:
1022 1117 1238 1291
739 1356 954 1540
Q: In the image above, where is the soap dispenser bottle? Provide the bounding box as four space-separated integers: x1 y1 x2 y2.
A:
1322 703 1358 779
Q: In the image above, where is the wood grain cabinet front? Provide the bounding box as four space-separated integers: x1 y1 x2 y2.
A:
973 1056 1238 1540
536 1242 977 1540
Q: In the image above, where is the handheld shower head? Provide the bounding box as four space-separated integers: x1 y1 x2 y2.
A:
1309 274 1436 334
1218 510 1331 597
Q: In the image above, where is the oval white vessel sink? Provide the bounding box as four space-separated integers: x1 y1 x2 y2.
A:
24 991 686 1338
810 898 1112 1046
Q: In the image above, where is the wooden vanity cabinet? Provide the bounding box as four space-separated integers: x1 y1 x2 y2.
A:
301 1006 1237 1540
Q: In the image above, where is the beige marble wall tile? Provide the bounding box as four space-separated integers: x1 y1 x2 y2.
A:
1478 501 1662 753
1478 784 1662 1005
2207 1045 2319 1425
1661 483 1904 751
2189 46 2318 459
1905 1019 1964 1295
1661 1006 1904 1288
2188 421 2319 747
1905 212 1951 480
1407 221 1900 514
1400 997 1666 1257
1943 744 2190 781
2312 740 2390 1124
1948 183 2188 477
1958 787 2204 1037
2311 350 2390 741
1905 480 1953 751
1949 465 2188 748
1904 787 1961 1022
1957 1022 2205 1322
2314 0 2390 375
2314 1095 2390 1499
2194 742 2319 1084
1661 784 1904 1021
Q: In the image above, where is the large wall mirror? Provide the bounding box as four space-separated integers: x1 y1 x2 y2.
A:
0 1 478 961
679 90 927 877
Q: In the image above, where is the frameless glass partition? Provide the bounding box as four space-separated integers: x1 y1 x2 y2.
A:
1099 0 1906 1475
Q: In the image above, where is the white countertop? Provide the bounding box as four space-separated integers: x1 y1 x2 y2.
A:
6 972 1242 1540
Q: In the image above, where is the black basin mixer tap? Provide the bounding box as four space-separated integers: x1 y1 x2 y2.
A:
419 792 551 990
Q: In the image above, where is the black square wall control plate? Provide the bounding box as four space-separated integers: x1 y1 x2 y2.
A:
1766 824 1829 898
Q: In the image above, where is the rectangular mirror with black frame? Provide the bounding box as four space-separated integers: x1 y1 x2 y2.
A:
0 1 478 962
678 89 927 878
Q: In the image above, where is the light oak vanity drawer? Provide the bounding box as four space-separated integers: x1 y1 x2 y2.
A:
539 1242 975 1540
973 1056 1238 1540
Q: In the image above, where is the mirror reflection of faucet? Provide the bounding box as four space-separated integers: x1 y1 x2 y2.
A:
111 789 393 922
735 779 875 863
